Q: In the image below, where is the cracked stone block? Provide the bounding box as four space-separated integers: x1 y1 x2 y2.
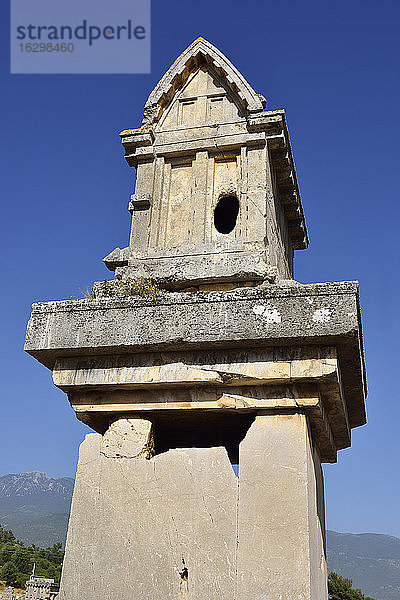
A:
101 417 154 459
59 433 238 600
58 433 102 600
26 37 367 600
237 413 328 600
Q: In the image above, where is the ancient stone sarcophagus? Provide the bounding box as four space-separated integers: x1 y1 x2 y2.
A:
25 38 367 600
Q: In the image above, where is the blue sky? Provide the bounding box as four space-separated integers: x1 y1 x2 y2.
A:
1 0 399 537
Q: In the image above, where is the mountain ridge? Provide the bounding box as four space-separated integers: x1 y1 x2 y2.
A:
327 529 400 600
0 471 74 498
0 472 399 600
0 471 74 547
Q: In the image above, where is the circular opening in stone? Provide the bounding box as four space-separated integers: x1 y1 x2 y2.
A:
213 195 239 234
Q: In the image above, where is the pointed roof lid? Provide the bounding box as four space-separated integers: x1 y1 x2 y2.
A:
143 37 265 125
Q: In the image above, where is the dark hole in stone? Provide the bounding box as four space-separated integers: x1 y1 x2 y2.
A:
152 410 255 464
214 195 239 234
180 559 188 581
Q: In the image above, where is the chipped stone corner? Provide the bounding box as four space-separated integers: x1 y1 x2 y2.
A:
101 417 154 459
24 36 367 600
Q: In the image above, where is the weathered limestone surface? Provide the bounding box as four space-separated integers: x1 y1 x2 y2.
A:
107 247 276 287
101 417 154 458
25 38 367 600
24 282 363 361
49 346 349 462
53 346 338 389
59 434 102 600
60 419 238 600
61 415 329 600
25 281 366 431
104 38 307 286
25 282 362 358
237 413 327 600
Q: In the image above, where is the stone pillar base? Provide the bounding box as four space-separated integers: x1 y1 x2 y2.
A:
60 414 327 600
237 412 327 600
59 418 238 600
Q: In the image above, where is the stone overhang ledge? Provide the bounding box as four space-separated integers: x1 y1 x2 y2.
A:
25 280 366 434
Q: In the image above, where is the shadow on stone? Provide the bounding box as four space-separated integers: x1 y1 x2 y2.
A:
152 410 255 464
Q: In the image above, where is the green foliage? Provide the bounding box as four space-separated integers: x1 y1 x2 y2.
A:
2 561 19 586
82 287 93 299
0 545 13 564
328 572 375 600
12 548 30 573
0 528 16 545
0 524 64 589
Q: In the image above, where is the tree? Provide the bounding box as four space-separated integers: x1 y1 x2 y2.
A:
2 561 19 586
40 542 64 565
0 544 14 563
0 526 16 544
328 572 375 600
0 523 64 586
13 547 31 573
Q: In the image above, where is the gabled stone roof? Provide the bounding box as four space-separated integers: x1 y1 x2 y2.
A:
142 37 265 125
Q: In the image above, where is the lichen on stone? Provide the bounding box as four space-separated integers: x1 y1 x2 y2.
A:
87 277 162 302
